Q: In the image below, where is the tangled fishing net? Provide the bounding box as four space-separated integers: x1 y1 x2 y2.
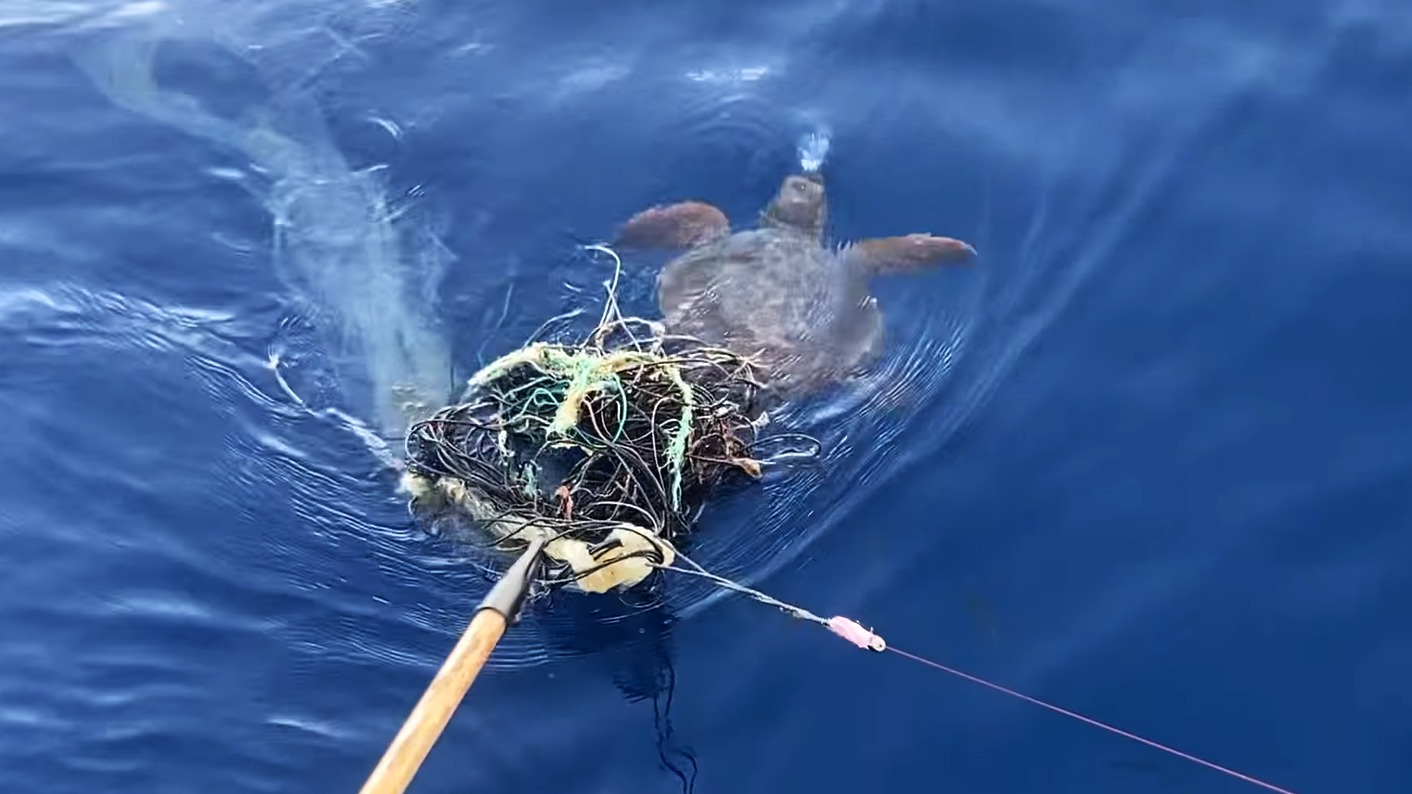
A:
401 248 789 594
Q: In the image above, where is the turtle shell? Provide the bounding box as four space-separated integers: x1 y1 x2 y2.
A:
657 226 882 395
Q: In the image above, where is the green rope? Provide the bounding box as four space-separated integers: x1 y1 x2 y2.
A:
661 363 694 511
468 340 701 512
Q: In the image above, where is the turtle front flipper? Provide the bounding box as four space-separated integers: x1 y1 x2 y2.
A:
842 234 976 276
613 201 729 249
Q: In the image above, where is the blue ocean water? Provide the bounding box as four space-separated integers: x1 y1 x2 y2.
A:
3 1 1411 792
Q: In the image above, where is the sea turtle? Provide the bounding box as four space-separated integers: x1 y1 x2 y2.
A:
612 170 976 397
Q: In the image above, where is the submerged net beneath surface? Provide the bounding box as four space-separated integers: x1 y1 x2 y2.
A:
402 254 796 593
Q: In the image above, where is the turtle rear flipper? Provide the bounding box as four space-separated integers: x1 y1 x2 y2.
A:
843 234 976 276
613 201 729 250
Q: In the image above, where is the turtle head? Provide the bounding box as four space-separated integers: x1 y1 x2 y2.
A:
762 172 827 239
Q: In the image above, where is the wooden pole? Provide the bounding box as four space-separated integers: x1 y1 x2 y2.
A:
358 609 506 794
358 539 546 794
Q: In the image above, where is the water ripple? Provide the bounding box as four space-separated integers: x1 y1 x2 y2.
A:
1 0 1244 681
5 2 1406 792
